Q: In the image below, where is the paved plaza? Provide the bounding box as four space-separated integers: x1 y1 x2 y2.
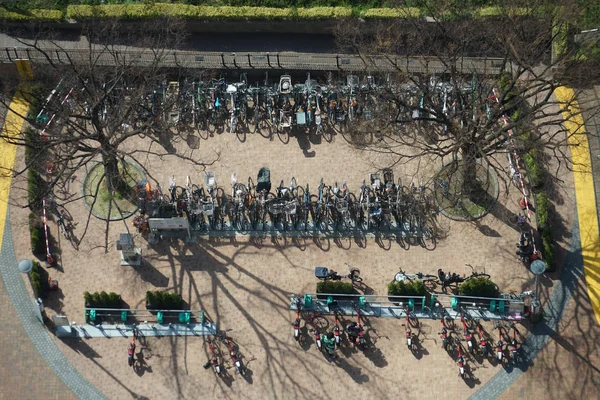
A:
1 83 600 400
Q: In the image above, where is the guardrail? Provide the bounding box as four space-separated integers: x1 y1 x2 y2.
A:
84 307 205 325
291 292 529 321
0 47 506 74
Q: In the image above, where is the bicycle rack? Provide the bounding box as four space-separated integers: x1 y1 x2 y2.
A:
290 292 530 321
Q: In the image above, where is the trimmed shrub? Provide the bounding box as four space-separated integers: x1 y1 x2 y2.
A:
146 291 183 309
458 278 500 298
84 291 122 308
0 8 63 21
296 7 352 19
524 151 545 188
535 192 550 229
361 7 420 18
387 280 427 297
316 281 355 295
541 228 556 272
27 169 42 211
30 260 47 298
108 292 121 307
29 214 45 255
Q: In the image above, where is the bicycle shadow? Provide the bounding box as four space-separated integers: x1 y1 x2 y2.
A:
333 357 370 384
134 349 153 377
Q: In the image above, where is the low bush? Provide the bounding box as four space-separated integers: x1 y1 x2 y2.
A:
30 260 45 298
146 290 183 309
535 192 551 229
541 228 556 272
387 280 427 297
360 7 420 19
84 290 122 308
0 8 63 21
316 281 355 295
27 169 42 211
29 213 45 255
553 22 569 59
524 151 545 188
458 278 499 298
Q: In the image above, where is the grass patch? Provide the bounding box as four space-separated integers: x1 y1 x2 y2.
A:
82 160 144 220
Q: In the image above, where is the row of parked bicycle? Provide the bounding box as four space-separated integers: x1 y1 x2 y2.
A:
133 168 437 236
49 72 498 140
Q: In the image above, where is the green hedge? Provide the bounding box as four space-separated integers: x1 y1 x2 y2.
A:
553 22 569 59
29 212 45 255
316 281 355 294
84 291 122 308
524 151 545 188
360 7 420 19
145 290 183 309
66 4 354 20
30 260 46 298
387 280 427 297
535 192 550 228
458 278 499 298
0 8 63 21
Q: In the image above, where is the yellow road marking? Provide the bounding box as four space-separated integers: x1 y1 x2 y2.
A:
0 88 29 253
555 86 600 325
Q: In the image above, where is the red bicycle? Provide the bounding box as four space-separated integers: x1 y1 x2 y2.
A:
292 298 301 342
222 336 245 375
439 317 450 351
495 323 504 362
510 325 520 363
404 308 413 350
347 305 366 350
457 345 466 379
477 322 488 357
461 312 474 354
333 312 341 348
204 337 222 375
127 330 137 368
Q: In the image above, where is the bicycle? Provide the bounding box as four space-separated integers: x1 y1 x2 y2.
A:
394 268 437 285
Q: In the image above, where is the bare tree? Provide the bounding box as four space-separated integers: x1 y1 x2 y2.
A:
333 1 598 202
0 19 218 250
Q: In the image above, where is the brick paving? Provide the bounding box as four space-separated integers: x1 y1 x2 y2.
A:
0 86 596 400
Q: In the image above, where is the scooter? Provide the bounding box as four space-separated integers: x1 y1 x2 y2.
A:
440 317 450 351
405 309 413 350
457 345 466 379
203 337 222 375
478 323 488 357
333 313 341 347
461 313 474 354
323 332 336 360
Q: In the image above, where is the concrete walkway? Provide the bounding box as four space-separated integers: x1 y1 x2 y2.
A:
0 89 106 400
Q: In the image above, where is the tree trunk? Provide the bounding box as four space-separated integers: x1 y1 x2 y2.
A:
101 143 121 192
460 144 478 196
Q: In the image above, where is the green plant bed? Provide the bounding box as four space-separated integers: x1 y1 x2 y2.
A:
146 291 183 310
82 161 144 220
458 278 500 298
84 291 122 308
30 260 49 298
434 160 499 221
316 281 355 295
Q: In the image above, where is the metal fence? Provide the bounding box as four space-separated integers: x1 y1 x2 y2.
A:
0 47 506 75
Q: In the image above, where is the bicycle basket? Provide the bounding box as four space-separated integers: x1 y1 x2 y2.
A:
256 167 271 193
284 200 297 215
296 111 306 125
336 200 349 212
202 202 214 216
204 171 216 188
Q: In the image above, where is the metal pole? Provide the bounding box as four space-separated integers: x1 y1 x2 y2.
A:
247 53 253 68
221 53 226 68
276 53 281 68
232 53 238 69
267 52 271 68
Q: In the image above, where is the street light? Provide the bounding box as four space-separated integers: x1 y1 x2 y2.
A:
17 259 44 323
529 259 545 321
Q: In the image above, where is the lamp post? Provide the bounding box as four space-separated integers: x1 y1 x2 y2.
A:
529 259 545 322
18 259 44 323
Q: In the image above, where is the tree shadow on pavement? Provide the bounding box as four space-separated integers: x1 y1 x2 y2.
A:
334 357 370 384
